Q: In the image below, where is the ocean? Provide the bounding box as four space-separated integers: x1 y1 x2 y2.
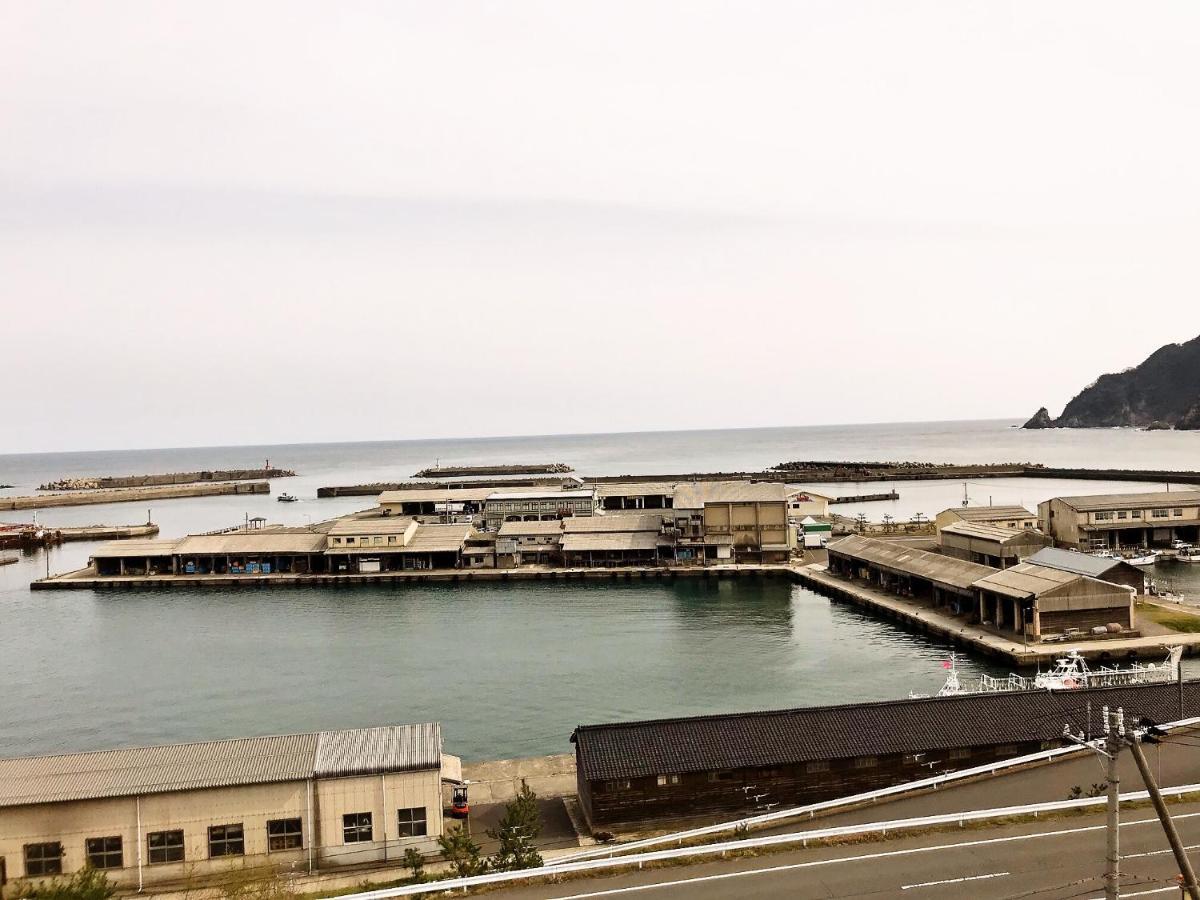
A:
3 417 1200 760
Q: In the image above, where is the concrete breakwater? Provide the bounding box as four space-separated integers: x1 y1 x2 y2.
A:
318 462 1200 499
2 481 269 510
414 462 573 478
39 467 294 491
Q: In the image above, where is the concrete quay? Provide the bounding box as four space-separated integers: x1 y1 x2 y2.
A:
795 564 1200 666
32 562 794 590
1 481 269 510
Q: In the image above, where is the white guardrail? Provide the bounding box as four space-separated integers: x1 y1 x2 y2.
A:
344 781 1200 898
334 715 1200 899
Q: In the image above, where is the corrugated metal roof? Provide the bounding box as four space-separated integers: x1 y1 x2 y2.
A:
313 724 442 776
573 682 1200 781
593 482 679 497
328 517 416 536
939 522 1040 544
562 514 665 533
403 524 471 552
0 733 320 808
827 535 996 590
0 723 443 808
485 489 596 501
1026 547 1139 579
90 539 181 558
379 486 530 504
1056 491 1200 512
498 520 563 536
174 533 328 555
562 532 660 552
943 505 1037 522
973 562 1080 599
673 481 788 509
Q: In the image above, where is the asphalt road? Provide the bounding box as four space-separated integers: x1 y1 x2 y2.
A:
484 801 1200 899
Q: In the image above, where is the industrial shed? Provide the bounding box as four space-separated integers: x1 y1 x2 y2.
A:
0 724 451 890
91 540 181 576
826 535 994 615
561 532 663 567
572 682 1200 830
1026 546 1147 594
174 532 330 575
938 521 1050 568
974 562 1135 639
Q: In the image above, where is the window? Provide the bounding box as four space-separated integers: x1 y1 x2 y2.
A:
1094 511 1113 521
397 807 427 838
805 760 830 774
373 536 383 545
852 756 878 769
24 843 63 877
656 774 681 787
1131 510 1142 517
949 748 971 760
85 836 123 870
332 537 342 545
707 771 736 782
603 780 631 792
1117 511 1128 520
388 535 397 544
1153 509 1170 519
342 813 373 844
1174 508 1184 517
267 818 303 852
208 824 244 857
147 831 184 865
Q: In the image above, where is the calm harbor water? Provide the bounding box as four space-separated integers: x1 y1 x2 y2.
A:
5 418 1200 761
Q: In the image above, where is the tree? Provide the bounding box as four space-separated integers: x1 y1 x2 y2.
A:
401 847 425 883
488 782 543 871
437 824 486 877
12 867 116 900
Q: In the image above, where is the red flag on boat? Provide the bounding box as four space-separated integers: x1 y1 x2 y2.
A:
942 660 952 669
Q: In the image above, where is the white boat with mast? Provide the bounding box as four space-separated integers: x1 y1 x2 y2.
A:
923 646 1182 697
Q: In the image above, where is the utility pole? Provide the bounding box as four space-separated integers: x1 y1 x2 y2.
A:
1063 705 1123 900
1126 728 1200 899
1104 707 1123 900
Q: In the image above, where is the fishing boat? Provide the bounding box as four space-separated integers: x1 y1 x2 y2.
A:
1176 547 1200 563
277 493 298 503
920 647 1182 697
1123 550 1161 566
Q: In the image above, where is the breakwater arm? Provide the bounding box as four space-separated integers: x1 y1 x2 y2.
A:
1 481 269 510
39 467 294 491
413 463 572 478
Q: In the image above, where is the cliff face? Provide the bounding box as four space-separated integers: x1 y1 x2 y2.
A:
1024 335 1200 429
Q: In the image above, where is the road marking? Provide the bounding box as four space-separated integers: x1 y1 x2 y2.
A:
548 816 1199 899
1089 889 1177 899
901 872 1010 890
1123 842 1200 859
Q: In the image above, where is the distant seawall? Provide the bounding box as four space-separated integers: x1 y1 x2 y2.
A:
2 482 269 510
39 467 293 491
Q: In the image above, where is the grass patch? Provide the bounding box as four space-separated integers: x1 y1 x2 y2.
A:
1141 604 1200 633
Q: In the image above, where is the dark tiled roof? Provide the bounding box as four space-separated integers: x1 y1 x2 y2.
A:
1026 547 1140 580
573 682 1200 781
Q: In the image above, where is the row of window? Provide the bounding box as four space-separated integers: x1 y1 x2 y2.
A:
21 809 427 877
1093 508 1185 521
331 535 401 546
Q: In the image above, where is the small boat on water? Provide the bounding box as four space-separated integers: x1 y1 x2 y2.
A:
1123 550 1161 566
277 493 298 503
918 647 1182 697
1176 547 1200 563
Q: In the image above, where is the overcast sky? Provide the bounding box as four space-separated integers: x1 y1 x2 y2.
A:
3 1 1199 453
